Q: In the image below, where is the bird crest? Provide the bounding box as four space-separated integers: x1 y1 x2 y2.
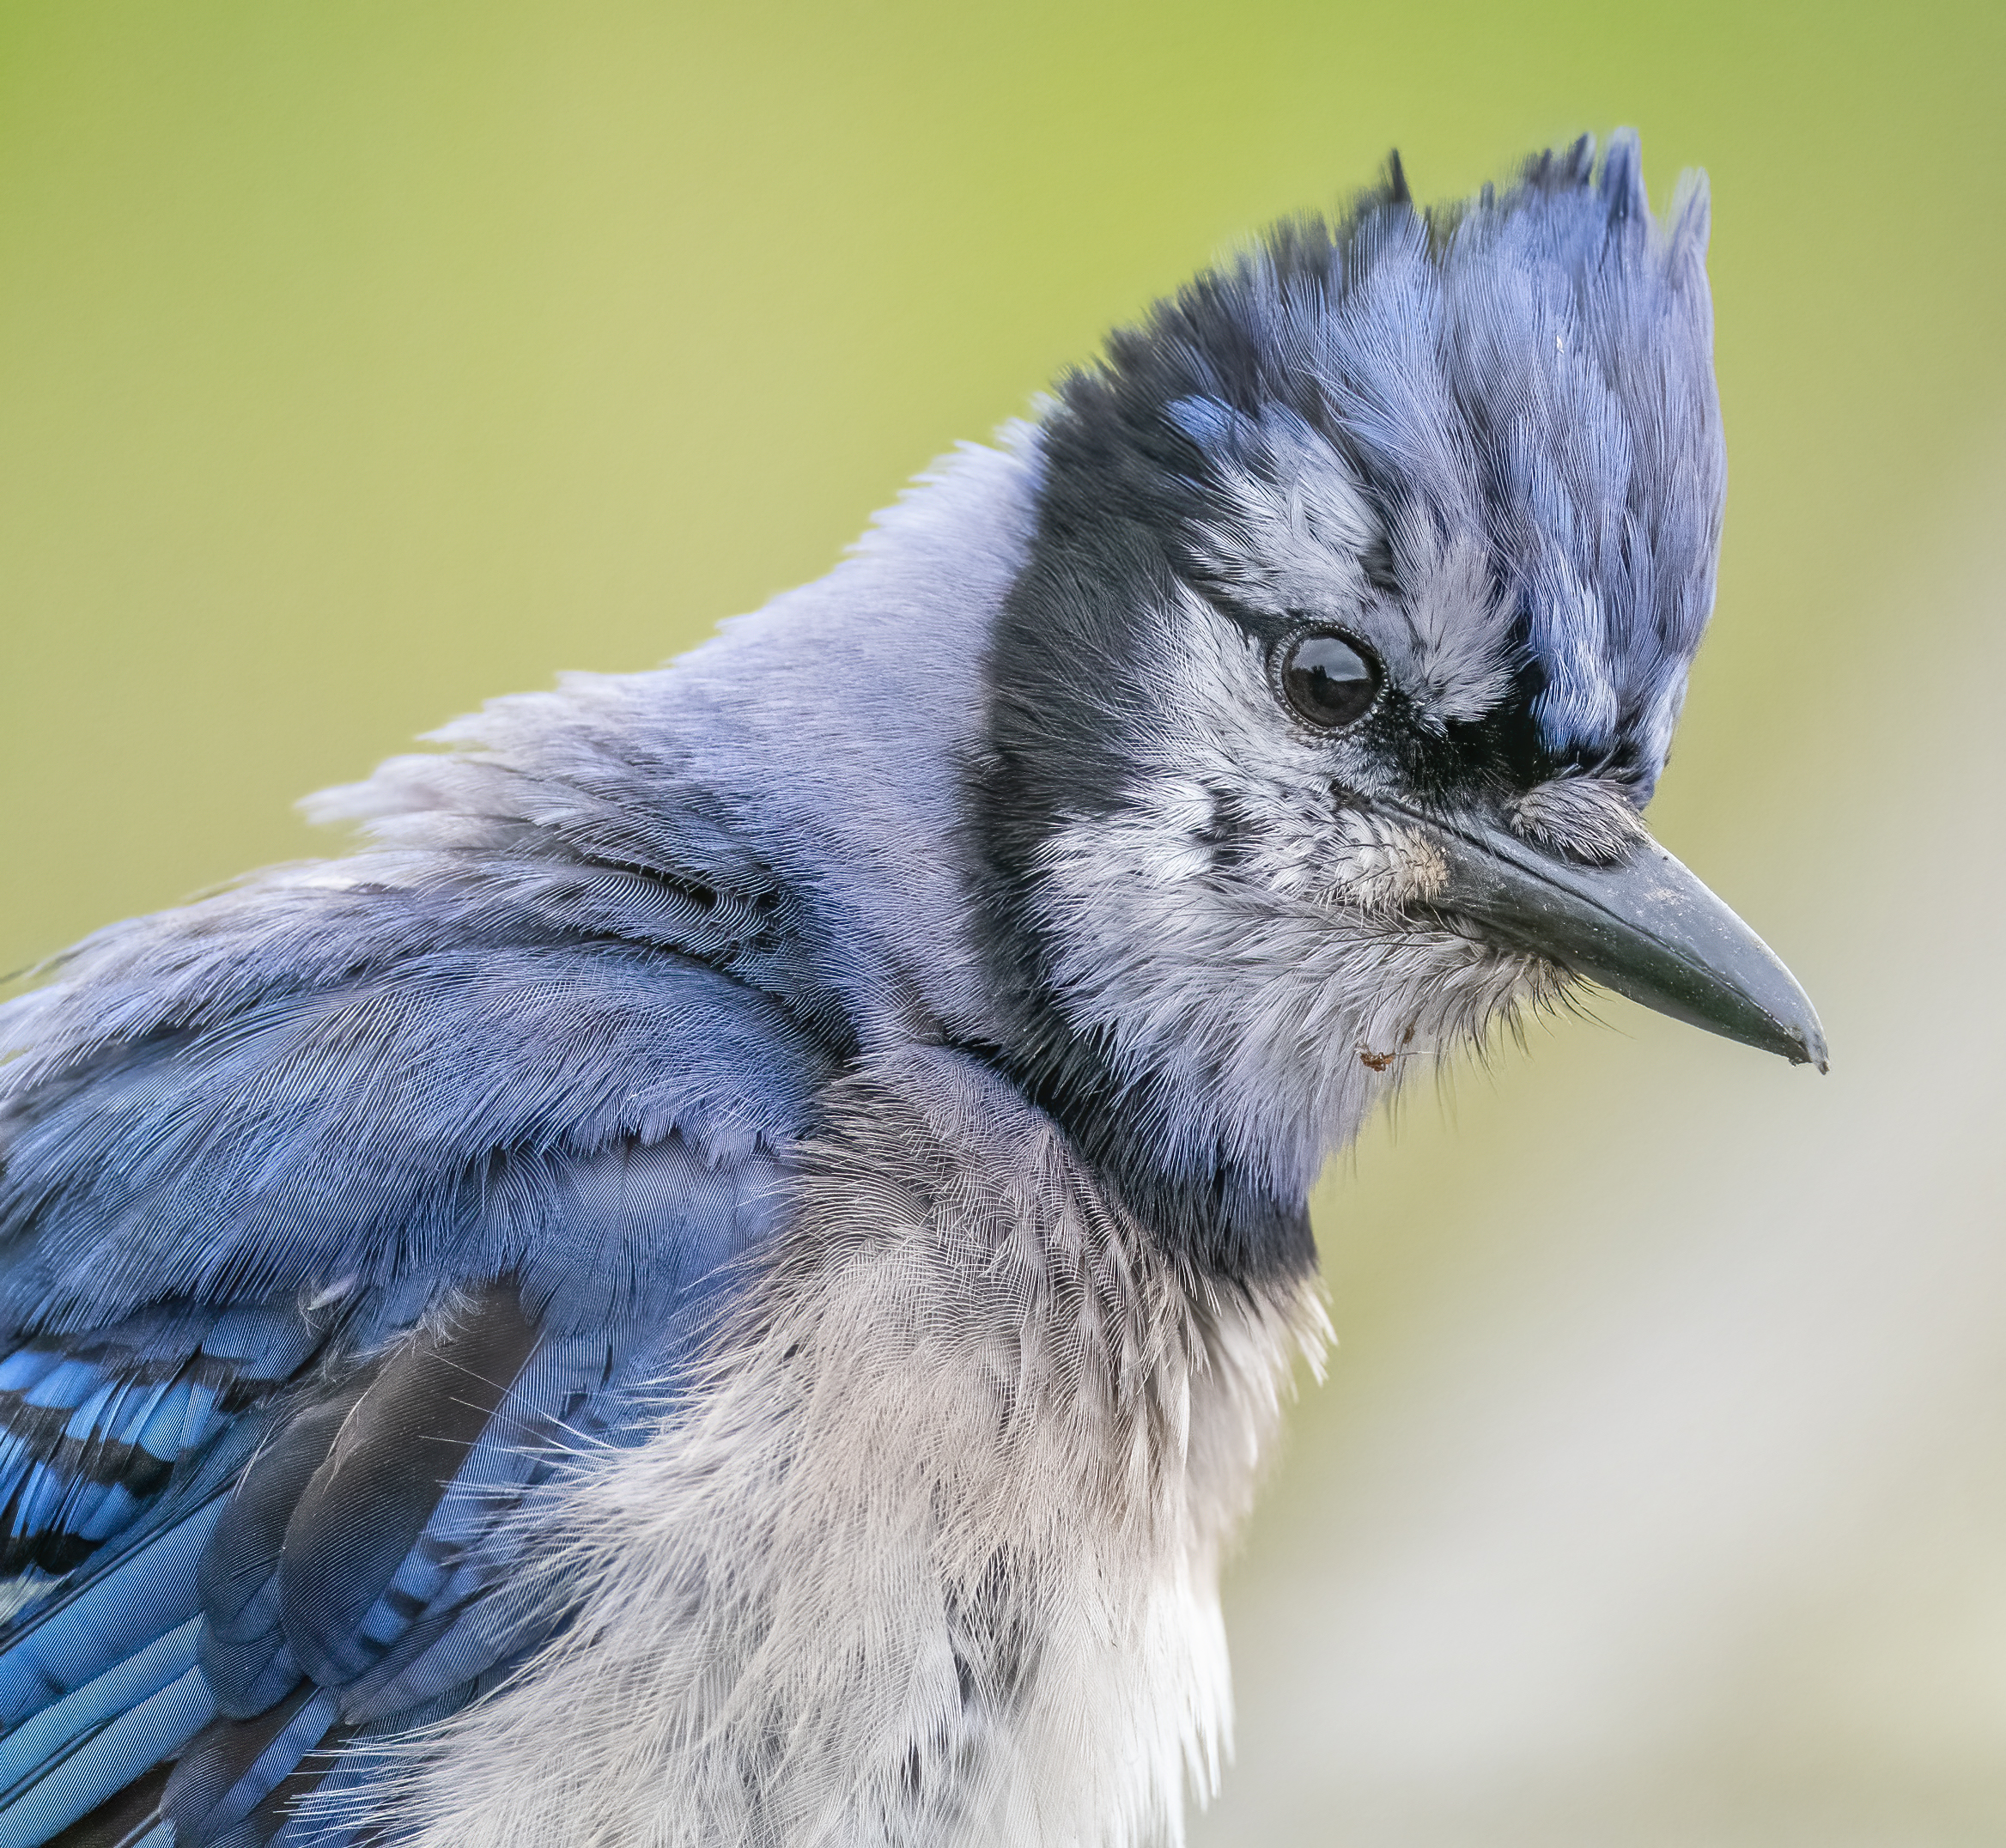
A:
1046 128 1722 801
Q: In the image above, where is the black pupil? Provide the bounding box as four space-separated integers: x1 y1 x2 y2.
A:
1281 632 1378 728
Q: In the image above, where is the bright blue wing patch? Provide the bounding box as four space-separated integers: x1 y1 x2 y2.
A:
0 1133 784 1848
0 1303 329 1576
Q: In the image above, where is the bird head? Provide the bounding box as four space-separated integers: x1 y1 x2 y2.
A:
972 132 1823 1247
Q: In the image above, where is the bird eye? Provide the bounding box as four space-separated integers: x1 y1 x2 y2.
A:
1276 631 1381 730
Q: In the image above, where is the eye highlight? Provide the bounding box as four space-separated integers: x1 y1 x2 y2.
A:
1276 630 1381 730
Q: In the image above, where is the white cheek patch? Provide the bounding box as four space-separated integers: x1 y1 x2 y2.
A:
1313 811 1450 913
1026 584 1557 1199
1034 775 1549 1201
1118 592 1448 918
1043 781 1444 923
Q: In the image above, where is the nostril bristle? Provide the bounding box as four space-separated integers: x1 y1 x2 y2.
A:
1509 776 1646 865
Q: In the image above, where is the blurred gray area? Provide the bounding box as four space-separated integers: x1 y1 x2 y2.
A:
1196 444 2006 1845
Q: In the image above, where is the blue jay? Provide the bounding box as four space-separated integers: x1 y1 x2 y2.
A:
0 132 1821 1848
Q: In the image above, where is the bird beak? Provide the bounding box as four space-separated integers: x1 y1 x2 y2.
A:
1422 817 1828 1069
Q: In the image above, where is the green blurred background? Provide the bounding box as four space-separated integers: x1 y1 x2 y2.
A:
3 4 2003 1842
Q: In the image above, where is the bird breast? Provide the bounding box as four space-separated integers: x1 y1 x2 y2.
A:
344 1046 1327 1848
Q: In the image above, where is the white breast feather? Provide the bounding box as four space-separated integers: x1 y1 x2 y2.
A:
345 1049 1325 1848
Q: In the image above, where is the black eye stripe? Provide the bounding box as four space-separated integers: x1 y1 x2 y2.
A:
1275 630 1381 730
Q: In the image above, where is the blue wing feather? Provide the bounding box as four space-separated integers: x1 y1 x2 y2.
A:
0 1119 790 1846
0 944 819 1342
0 927 820 1844
0 1303 331 1576
0 678 838 1845
0 1666 216 1848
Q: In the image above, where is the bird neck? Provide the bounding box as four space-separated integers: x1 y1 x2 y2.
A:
944 1020 1320 1286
